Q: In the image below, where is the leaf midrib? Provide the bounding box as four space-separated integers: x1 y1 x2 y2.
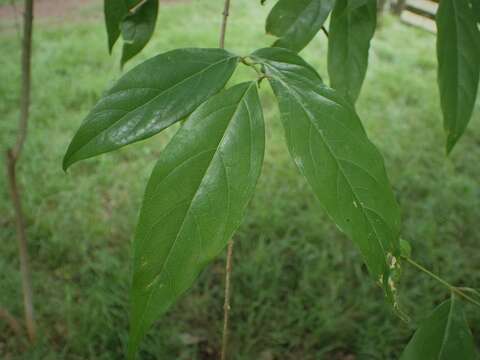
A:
270 0 312 36
69 55 237 161
273 0 322 43
438 298 455 359
132 82 255 344
451 0 461 135
268 66 390 272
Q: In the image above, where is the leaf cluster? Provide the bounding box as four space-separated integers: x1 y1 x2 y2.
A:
62 0 480 358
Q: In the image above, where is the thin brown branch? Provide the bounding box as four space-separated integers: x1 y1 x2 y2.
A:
5 0 36 344
6 152 36 343
0 307 23 338
128 0 147 14
221 239 234 360
12 0 34 161
219 0 234 359
219 0 231 49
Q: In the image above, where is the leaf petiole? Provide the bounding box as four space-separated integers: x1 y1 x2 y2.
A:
403 256 480 308
240 56 265 79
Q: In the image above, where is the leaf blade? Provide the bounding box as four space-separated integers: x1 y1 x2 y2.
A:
436 0 480 153
128 82 265 358
266 0 335 52
471 0 480 23
121 0 159 66
63 48 239 170
327 0 376 103
104 0 128 53
401 295 477 360
251 47 401 285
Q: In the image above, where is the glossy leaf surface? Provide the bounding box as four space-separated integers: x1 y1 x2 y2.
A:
436 0 480 153
128 82 265 358
121 0 159 66
251 47 401 284
401 295 477 360
63 48 239 170
266 0 335 52
328 0 376 103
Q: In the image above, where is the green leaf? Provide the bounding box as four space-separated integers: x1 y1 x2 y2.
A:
266 0 335 52
328 0 377 103
63 48 239 170
436 0 480 153
471 0 480 23
104 0 128 53
399 238 412 258
128 82 265 359
121 0 159 67
401 294 477 360
103 0 144 53
251 47 401 286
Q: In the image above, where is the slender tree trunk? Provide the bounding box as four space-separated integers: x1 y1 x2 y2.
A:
221 239 234 360
219 0 230 49
5 0 36 343
219 1 233 359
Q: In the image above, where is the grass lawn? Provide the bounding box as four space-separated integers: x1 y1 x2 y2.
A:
1 0 480 359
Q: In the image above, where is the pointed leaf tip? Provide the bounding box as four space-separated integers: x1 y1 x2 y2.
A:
265 0 335 52
251 47 401 285
328 0 377 103
127 81 265 357
120 0 158 66
62 48 239 169
104 0 128 53
437 0 480 154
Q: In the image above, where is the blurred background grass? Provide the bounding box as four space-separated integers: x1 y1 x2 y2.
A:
1 0 479 359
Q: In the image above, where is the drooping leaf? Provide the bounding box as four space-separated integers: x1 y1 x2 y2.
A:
251 47 401 287
120 0 159 67
436 0 480 153
63 48 239 170
128 82 265 358
328 0 377 103
103 0 144 53
401 294 477 360
266 0 335 52
104 0 128 53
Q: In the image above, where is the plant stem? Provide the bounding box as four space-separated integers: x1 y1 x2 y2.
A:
6 152 36 343
219 1 233 358
219 0 231 49
13 0 33 160
129 0 147 14
221 239 234 360
5 0 36 343
240 57 263 78
403 257 480 308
